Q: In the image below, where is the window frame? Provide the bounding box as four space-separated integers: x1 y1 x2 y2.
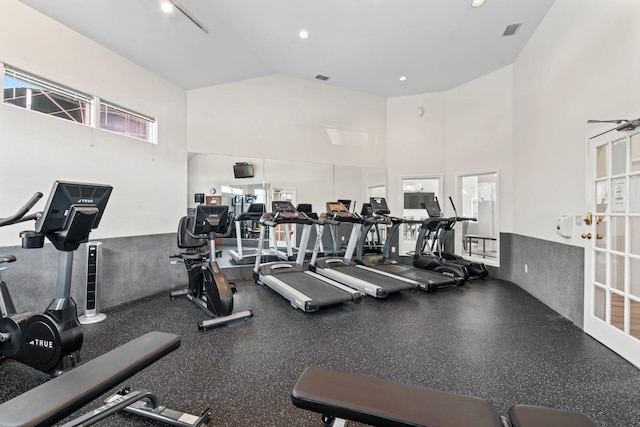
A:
98 99 157 144
2 63 157 144
3 64 94 126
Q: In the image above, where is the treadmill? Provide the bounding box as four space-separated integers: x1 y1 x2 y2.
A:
309 202 417 298
253 201 363 312
274 204 321 261
229 203 277 264
354 197 460 292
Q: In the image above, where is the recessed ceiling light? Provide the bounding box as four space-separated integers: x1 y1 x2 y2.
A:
161 2 174 13
399 76 408 82
471 0 486 7
299 30 310 40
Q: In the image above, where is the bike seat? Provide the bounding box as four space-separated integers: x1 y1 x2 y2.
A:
0 255 16 264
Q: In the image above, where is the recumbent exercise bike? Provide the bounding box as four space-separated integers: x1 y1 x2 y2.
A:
170 204 253 330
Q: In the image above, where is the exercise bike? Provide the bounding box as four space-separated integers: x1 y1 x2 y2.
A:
170 204 253 330
0 181 112 376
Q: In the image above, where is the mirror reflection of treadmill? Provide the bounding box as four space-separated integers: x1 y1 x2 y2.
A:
357 197 460 293
253 201 363 312
229 202 277 264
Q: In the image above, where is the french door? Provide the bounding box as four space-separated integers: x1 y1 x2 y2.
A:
584 128 640 368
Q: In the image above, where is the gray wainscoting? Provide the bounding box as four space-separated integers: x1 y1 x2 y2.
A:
0 233 183 314
492 233 585 329
0 231 586 330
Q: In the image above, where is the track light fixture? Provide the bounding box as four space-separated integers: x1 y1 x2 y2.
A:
165 0 209 34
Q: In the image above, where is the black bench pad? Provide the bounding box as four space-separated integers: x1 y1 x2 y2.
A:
509 405 599 427
291 366 502 427
0 331 181 427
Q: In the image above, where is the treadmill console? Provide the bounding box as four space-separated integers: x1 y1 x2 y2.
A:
369 197 390 215
424 200 442 218
192 204 229 235
360 203 373 218
272 201 297 213
326 202 349 213
269 200 308 223
325 202 360 223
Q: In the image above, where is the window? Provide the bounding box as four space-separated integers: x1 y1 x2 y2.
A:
3 65 92 125
100 101 156 143
457 171 499 264
2 63 157 143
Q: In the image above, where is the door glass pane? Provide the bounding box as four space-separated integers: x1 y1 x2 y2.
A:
595 250 606 285
596 144 608 178
610 254 625 291
610 216 625 252
631 133 640 173
630 176 640 213
611 293 625 331
595 216 607 249
631 217 640 255
612 138 627 175
594 286 606 321
631 299 640 340
611 178 626 213
595 180 608 213
630 257 640 298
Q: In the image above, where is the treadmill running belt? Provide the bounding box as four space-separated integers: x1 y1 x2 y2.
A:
271 269 355 306
330 264 414 293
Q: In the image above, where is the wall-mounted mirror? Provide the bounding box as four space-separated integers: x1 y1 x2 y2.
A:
188 153 387 266
188 153 265 214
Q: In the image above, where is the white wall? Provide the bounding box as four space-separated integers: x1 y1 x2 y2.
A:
187 74 386 168
0 1 187 246
444 66 513 231
386 67 513 237
512 0 640 244
386 91 447 215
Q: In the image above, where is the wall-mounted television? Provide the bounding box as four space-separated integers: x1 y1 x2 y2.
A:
403 192 434 210
233 162 254 179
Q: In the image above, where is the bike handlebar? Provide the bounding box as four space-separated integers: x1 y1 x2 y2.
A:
0 192 43 227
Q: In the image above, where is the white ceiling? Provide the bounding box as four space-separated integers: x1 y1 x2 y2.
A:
18 0 555 97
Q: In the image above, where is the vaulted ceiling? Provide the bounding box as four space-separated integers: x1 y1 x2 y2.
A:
19 0 555 97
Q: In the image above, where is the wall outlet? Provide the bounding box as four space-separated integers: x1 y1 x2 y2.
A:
524 264 528 273
392 247 396 253
341 236 345 241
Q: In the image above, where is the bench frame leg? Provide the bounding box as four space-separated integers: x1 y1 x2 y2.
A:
60 387 211 427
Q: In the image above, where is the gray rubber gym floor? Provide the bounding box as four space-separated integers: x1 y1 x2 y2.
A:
1 276 639 426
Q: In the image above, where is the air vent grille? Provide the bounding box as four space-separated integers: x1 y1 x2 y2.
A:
315 74 330 81
503 23 522 36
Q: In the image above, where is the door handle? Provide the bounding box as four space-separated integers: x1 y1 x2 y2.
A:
581 233 592 239
596 234 603 240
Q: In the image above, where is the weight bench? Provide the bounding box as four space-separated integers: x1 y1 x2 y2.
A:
0 331 210 427
292 367 599 427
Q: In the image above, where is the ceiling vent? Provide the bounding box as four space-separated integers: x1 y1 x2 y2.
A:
503 23 522 36
315 74 330 81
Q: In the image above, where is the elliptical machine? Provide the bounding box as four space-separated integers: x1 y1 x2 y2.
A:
412 199 470 282
170 204 253 330
431 197 488 279
0 181 112 376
